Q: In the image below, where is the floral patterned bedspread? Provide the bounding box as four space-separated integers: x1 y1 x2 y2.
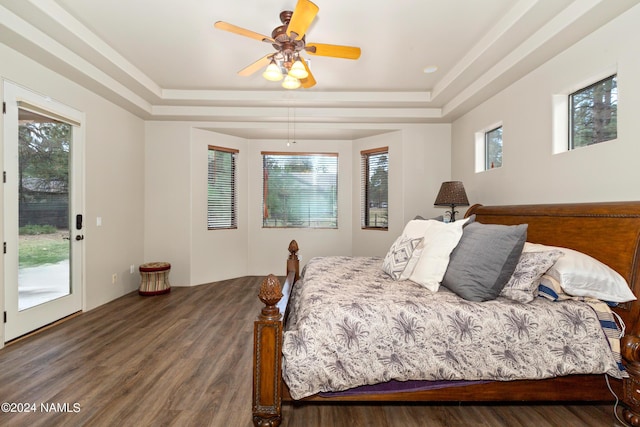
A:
282 256 624 399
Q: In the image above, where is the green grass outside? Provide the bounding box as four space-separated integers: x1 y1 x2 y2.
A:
19 227 69 268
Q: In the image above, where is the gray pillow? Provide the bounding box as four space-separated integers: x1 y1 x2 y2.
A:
441 222 528 302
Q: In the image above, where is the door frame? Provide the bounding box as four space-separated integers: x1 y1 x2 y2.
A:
2 80 86 343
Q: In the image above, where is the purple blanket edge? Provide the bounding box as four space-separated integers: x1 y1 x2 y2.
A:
318 379 492 398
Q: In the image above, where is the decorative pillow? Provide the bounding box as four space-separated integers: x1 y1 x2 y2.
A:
405 216 473 291
500 250 563 303
441 222 528 302
382 235 423 280
395 219 432 279
537 274 570 301
523 242 636 302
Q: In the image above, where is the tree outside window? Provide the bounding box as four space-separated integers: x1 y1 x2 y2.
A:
570 75 617 149
485 126 502 170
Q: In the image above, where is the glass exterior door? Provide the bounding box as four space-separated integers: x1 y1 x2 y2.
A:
17 108 72 311
3 81 83 342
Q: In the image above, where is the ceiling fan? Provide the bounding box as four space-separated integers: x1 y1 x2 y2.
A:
214 0 361 89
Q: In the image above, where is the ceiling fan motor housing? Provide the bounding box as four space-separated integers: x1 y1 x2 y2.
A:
272 11 306 66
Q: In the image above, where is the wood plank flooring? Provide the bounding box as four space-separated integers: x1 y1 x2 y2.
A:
0 276 627 426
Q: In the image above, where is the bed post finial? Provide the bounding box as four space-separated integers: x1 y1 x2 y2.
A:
259 274 283 320
287 239 300 281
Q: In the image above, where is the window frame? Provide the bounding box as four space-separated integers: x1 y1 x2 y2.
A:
568 74 617 150
261 151 339 229
207 145 238 230
361 147 389 230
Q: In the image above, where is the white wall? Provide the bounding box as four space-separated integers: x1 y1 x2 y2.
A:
144 122 193 285
451 4 640 205
400 125 453 224
0 43 145 325
85 96 145 308
145 123 251 286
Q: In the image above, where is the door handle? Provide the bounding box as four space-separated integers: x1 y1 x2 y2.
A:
75 235 84 241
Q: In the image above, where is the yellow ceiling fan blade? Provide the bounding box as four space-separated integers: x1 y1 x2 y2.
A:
305 43 361 60
300 59 316 88
214 21 274 44
238 54 273 76
286 0 319 40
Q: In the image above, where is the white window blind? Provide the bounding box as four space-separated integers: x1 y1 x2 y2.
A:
207 145 238 230
262 152 338 228
361 147 388 229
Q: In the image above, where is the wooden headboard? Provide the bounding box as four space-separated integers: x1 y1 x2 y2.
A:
466 201 640 333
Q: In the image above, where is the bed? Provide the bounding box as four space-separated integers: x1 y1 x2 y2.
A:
252 201 640 427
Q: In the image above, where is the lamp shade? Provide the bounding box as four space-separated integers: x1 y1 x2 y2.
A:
282 75 301 89
434 181 469 207
262 61 283 81
288 60 309 79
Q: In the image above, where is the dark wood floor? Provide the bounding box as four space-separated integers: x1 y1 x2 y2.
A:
0 276 627 426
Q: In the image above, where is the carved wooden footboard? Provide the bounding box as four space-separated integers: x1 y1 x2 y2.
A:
252 202 640 427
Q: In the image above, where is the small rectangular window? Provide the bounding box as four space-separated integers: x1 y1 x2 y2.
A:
485 126 502 170
262 152 338 228
361 147 388 230
569 74 617 149
207 145 238 230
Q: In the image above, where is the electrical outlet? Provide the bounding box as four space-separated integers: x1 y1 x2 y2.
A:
130 264 135 274
112 273 117 284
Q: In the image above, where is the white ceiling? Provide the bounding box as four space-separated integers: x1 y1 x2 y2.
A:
1 0 638 140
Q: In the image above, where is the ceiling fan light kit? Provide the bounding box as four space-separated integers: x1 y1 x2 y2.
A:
214 0 361 90
282 74 302 89
289 59 309 79
262 60 284 81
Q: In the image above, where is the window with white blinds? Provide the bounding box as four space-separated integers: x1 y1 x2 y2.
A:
361 147 388 230
207 145 238 230
262 152 338 228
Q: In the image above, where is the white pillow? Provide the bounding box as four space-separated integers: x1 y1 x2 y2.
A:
522 242 636 302
398 216 474 282
406 217 471 291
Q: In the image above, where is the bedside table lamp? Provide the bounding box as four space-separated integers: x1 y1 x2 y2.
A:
434 181 469 222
